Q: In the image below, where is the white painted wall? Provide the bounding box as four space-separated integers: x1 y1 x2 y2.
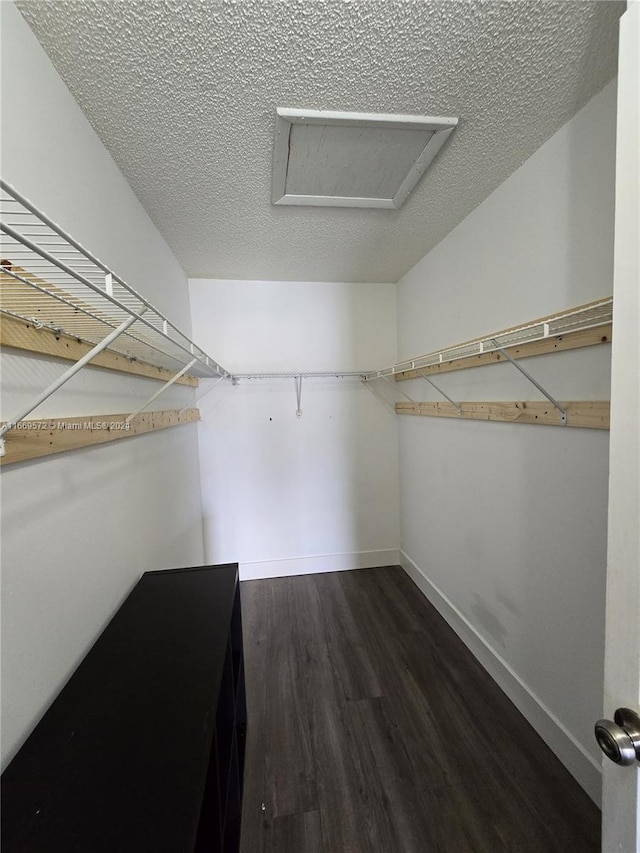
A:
189 279 400 579
0 3 205 768
396 80 617 804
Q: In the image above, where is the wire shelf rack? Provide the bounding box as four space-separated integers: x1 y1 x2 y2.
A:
232 371 368 380
365 298 613 379
0 183 612 409
0 180 231 380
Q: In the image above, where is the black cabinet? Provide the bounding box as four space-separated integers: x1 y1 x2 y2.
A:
1 564 246 852
195 574 247 852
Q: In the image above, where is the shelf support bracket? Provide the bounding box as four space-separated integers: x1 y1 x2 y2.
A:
490 338 567 424
126 358 199 424
179 375 226 416
378 373 415 403
295 376 303 418
363 373 415 413
418 370 462 415
0 312 142 457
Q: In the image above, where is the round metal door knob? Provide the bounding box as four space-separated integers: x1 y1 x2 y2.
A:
595 708 640 766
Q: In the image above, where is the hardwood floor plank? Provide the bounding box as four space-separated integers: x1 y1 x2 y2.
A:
306 641 398 853
239 581 269 853
337 570 428 700
262 579 317 819
353 565 428 634
346 695 451 853
263 810 323 853
347 695 514 853
396 627 600 850
239 568 600 853
366 564 465 655
287 574 327 646
366 570 600 851
313 572 384 701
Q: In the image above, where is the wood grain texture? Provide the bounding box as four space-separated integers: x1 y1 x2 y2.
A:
240 567 600 853
396 400 610 429
0 259 198 386
0 408 199 465
0 314 198 388
263 811 323 853
395 324 612 380
262 579 317 820
1 314 199 386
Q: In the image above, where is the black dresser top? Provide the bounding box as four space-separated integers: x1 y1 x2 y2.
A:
2 563 239 852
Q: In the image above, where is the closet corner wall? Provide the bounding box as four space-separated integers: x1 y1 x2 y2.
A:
0 1 208 771
394 78 617 806
188 277 402 582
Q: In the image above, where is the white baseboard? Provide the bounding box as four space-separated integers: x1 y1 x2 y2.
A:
239 549 400 581
400 550 602 806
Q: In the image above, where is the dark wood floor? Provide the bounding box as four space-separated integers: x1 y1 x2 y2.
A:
239 566 600 853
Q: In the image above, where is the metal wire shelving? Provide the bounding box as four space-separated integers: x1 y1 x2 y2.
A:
364 298 613 380
0 176 613 454
0 180 231 381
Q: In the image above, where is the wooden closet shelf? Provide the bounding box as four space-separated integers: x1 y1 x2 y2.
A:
0 408 200 465
0 180 230 381
0 314 199 386
365 297 613 382
394 323 611 381
396 400 610 429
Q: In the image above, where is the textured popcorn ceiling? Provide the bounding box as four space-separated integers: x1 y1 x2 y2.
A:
17 0 624 283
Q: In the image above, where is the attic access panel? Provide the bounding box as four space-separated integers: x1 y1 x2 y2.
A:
272 108 458 209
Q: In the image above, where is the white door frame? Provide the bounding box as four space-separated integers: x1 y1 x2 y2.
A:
602 3 640 851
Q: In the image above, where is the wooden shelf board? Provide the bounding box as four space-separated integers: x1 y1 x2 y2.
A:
395 324 611 381
0 408 200 465
1 314 199 386
396 400 610 429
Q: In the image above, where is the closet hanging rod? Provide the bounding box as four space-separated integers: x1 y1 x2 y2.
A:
232 371 369 380
364 297 613 380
